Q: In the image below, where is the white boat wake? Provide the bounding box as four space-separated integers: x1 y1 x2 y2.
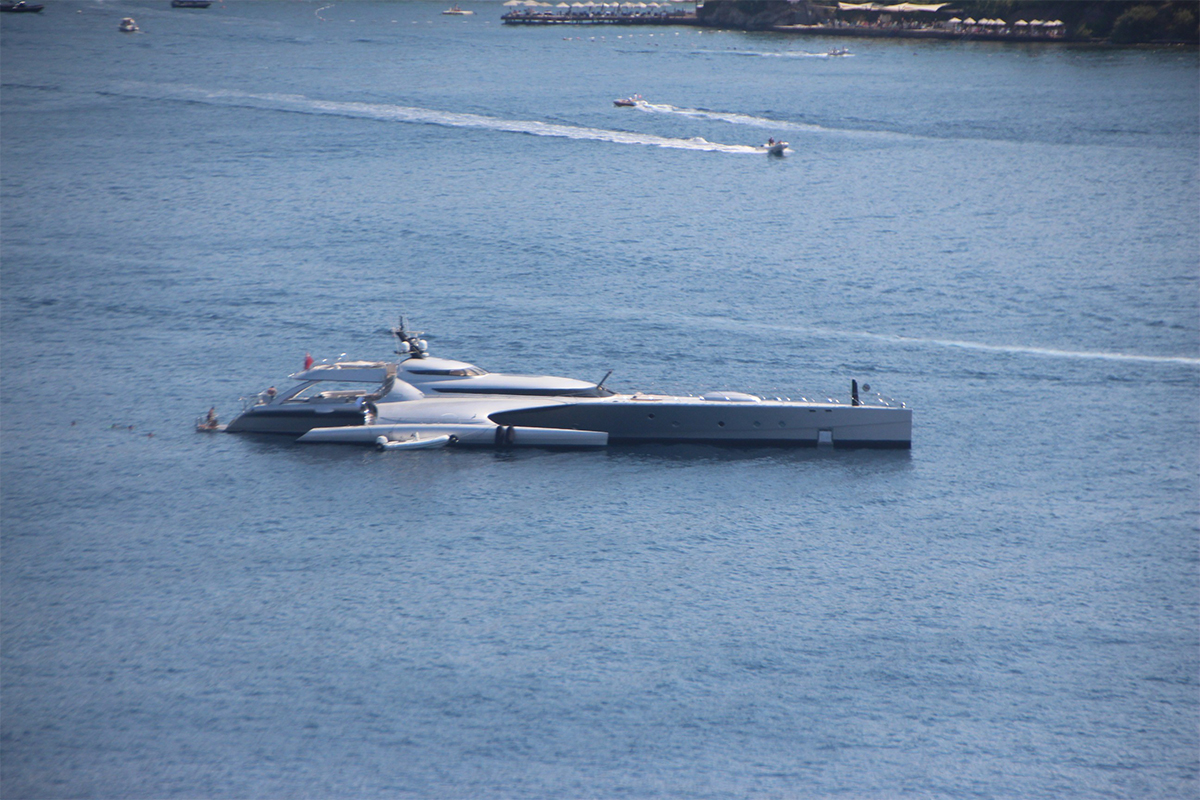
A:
747 320 1200 367
635 100 833 135
105 83 767 154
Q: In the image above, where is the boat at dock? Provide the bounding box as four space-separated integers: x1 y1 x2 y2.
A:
220 319 912 450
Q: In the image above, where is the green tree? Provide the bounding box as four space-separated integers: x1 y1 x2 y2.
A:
1111 4 1162 42
1167 6 1199 41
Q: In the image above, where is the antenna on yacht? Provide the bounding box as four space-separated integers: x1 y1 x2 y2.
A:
391 315 428 359
596 369 613 390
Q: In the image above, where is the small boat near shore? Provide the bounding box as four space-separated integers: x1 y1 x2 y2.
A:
172 0 212 8
219 319 912 450
119 16 139 31
0 2 44 11
442 5 473 14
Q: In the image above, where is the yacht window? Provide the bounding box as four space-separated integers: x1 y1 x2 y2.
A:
286 383 373 402
404 367 488 377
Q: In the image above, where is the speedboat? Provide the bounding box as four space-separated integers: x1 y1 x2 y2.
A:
119 17 139 31
0 2 45 12
764 139 787 156
826 47 850 56
442 5 474 13
222 320 912 450
614 95 642 107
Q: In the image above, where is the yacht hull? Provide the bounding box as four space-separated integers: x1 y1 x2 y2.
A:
489 400 911 449
224 406 364 435
299 423 608 448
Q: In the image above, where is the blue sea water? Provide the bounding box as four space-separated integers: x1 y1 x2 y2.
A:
2 2 1198 797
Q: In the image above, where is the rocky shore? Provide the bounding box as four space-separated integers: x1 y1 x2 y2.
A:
694 0 1199 44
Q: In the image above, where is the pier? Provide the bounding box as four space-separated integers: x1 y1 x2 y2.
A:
502 1 696 25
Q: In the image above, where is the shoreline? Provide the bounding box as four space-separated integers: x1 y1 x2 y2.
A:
502 15 1198 46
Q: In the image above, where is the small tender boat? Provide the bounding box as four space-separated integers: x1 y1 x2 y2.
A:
0 2 45 12
613 94 642 107
376 434 454 451
119 16 139 31
827 47 850 56
172 0 212 8
764 139 788 156
442 5 473 14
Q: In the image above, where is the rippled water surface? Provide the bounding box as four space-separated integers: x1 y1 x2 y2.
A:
2 3 1198 797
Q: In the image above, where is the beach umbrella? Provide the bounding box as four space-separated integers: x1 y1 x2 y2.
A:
1014 19 1027 26
503 1 521 6
962 17 975 24
947 16 960 22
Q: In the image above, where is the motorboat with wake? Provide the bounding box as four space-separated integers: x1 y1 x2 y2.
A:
222 320 911 450
614 95 643 107
764 138 788 156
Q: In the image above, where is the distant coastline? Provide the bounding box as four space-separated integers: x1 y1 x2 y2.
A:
702 0 1200 44
505 0 1200 45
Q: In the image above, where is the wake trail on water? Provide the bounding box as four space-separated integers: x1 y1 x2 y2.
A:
104 83 766 154
635 100 836 136
772 324 1200 367
659 313 1199 367
632 100 926 143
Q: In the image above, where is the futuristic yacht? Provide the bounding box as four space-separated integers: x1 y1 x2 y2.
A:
223 321 912 450
223 322 612 436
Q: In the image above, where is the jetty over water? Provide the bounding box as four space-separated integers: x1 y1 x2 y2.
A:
502 0 696 25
